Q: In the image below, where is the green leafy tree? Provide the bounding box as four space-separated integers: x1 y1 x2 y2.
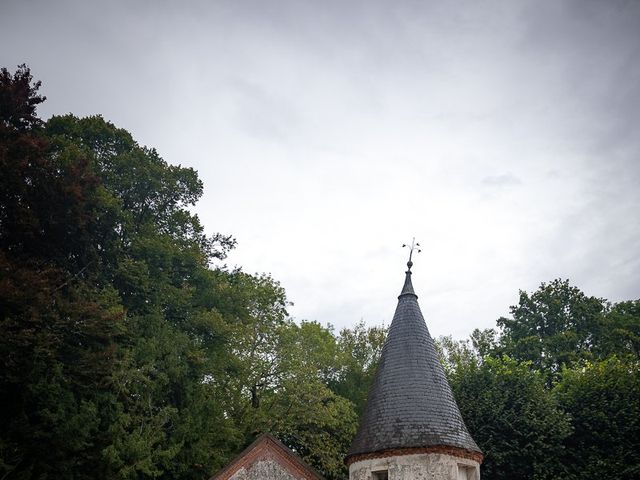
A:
554 356 640 480
450 356 571 480
444 282 640 479
218 279 357 480
274 321 357 479
603 300 640 357
497 279 640 385
1 66 247 479
435 335 479 375
272 380 357 480
329 321 386 416
43 114 245 479
497 279 609 380
0 64 45 131
469 327 499 359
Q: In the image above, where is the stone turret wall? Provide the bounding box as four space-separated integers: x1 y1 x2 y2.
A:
349 453 480 480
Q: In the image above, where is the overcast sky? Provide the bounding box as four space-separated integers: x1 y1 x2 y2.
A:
2 0 639 338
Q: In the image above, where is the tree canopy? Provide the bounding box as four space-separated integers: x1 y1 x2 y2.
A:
438 278 640 480
0 65 368 480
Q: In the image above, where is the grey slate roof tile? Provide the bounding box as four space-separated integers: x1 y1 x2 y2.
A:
347 269 481 458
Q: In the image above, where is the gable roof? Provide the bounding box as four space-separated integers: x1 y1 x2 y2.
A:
346 267 481 462
211 433 324 480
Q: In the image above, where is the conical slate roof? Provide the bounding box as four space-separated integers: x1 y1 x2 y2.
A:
346 265 481 461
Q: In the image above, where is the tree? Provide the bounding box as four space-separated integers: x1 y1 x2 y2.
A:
271 380 357 480
1 66 356 478
450 356 572 480
273 321 357 480
0 65 247 479
217 278 358 480
603 300 640 357
1 66 124 480
435 335 479 375
554 356 640 480
497 279 609 380
0 64 45 132
329 321 386 416
42 114 246 479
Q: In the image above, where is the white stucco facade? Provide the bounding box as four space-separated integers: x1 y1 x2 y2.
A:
349 453 480 480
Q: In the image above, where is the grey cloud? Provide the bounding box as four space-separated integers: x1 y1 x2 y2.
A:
481 173 522 188
2 0 639 339
518 0 640 161
229 79 303 142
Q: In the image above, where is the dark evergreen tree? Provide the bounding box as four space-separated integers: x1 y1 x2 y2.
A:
555 356 640 480
1 65 123 480
449 356 572 480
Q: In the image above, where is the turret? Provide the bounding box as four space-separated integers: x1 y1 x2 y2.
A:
346 257 482 480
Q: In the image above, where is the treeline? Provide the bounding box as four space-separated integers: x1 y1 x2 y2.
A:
438 279 640 480
0 66 383 480
1 66 638 480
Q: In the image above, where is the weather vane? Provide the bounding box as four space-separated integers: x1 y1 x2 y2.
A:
402 237 421 271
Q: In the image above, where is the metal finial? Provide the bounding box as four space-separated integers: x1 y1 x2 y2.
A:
402 237 421 271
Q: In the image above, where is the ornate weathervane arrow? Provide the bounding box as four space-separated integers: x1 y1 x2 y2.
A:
402 237 421 271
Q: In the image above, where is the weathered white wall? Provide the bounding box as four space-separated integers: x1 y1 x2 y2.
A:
349 453 480 480
229 459 298 480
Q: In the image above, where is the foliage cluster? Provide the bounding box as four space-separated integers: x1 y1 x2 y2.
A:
438 278 640 480
0 66 384 480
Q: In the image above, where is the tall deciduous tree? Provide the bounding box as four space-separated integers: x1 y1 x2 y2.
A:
604 300 640 357
497 279 640 384
329 321 386 417
42 113 243 479
219 282 358 480
497 279 608 379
